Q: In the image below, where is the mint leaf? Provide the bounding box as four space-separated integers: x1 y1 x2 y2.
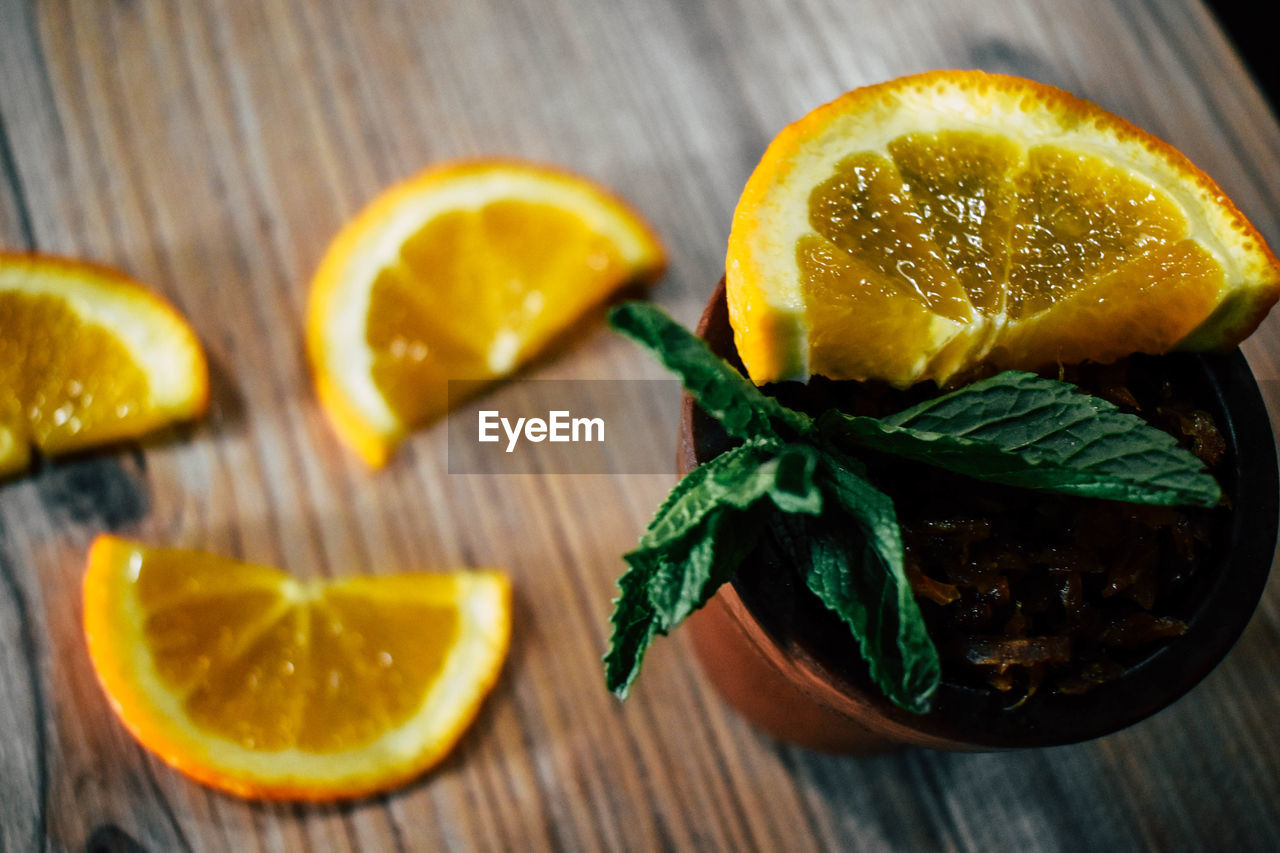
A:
608 302 811 440
771 456 939 713
605 443 774 698
644 445 823 625
819 370 1221 507
603 558 659 700
642 507 764 638
635 439 782 551
604 443 824 698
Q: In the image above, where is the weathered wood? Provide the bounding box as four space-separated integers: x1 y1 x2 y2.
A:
2 0 1278 850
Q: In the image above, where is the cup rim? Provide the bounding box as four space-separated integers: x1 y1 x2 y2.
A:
679 279 1278 748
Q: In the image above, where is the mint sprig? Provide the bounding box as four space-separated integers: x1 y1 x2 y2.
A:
604 302 1222 712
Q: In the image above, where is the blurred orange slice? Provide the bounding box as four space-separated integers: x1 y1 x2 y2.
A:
306 159 665 466
83 534 511 800
726 71 1280 386
0 254 207 476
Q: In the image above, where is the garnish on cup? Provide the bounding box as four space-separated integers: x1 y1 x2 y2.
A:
603 71 1280 722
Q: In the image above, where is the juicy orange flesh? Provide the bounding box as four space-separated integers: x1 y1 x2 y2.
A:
298 591 455 752
135 548 459 753
1007 147 1189 317
0 291 151 453
801 131 1218 375
799 235 941 380
367 199 628 426
887 132 1020 314
809 153 972 321
992 240 1223 369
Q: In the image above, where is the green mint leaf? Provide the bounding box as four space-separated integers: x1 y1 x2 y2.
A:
636 439 782 551
603 557 659 700
646 508 764 634
644 445 823 625
607 303 1219 711
773 456 939 713
819 370 1221 507
608 302 811 440
605 443 772 698
605 508 762 700
605 442 824 698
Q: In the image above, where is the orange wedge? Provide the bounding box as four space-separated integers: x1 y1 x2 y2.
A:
306 159 666 466
726 71 1280 386
0 254 208 476
83 535 511 800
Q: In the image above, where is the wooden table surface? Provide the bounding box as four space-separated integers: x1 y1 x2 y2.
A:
3 1 1280 851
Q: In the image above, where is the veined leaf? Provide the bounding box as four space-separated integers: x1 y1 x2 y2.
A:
772 456 939 713
604 443 823 698
819 370 1221 507
636 439 781 551
609 302 811 440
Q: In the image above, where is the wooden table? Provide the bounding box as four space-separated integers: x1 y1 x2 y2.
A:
3 1 1279 850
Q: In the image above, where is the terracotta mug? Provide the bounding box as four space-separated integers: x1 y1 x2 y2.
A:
681 280 1278 752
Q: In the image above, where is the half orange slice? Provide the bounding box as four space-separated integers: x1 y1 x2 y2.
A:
307 159 665 466
83 535 511 800
1 254 207 476
726 71 1280 386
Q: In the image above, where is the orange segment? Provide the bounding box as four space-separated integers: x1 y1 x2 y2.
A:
992 240 1224 369
726 71 1280 387
809 152 973 320
887 131 1021 314
1007 146 1189 317
83 534 511 800
0 254 208 475
0 420 28 477
307 159 666 467
799 235 966 381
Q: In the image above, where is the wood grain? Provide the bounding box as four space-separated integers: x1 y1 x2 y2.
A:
2 0 1279 850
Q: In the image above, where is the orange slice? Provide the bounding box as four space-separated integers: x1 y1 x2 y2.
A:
83 534 511 800
726 71 1280 386
306 159 666 466
0 254 208 476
